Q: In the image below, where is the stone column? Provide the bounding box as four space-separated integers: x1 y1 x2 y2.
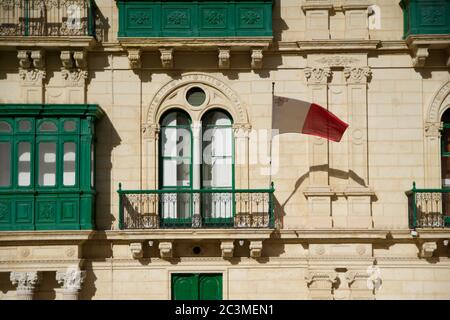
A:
344 66 373 228
233 124 251 189
305 270 338 300
142 124 160 226
18 50 46 103
424 122 442 188
56 269 86 300
304 67 333 228
10 271 42 300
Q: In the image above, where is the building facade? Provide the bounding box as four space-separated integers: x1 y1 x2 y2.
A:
0 0 450 300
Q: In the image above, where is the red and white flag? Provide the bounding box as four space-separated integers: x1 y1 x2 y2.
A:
272 96 348 142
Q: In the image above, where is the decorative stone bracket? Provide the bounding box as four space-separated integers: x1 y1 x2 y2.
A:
60 50 88 86
218 47 230 69
249 240 263 258
345 270 377 300
220 240 234 259
17 50 46 84
128 48 142 69
10 271 42 300
129 242 144 259
304 67 332 85
56 268 86 300
406 35 450 68
251 48 264 69
305 270 338 300
344 66 371 84
159 241 173 259
420 241 437 258
159 48 173 69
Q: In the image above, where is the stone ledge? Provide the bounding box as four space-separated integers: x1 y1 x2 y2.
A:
0 36 96 49
297 40 380 52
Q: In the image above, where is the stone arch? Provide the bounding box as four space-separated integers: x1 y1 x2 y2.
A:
427 80 450 123
146 73 249 127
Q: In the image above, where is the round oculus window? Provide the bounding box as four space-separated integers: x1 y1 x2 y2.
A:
186 87 206 107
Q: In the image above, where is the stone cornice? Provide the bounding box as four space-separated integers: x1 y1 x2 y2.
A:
0 36 96 49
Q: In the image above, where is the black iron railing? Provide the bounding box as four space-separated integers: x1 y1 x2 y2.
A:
0 0 95 37
407 182 450 228
118 183 276 230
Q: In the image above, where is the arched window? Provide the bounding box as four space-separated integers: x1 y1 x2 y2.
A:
441 109 450 188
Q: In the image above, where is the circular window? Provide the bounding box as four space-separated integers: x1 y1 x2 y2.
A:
186 87 206 107
192 246 202 255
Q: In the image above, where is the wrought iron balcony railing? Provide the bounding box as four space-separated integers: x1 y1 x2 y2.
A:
118 183 275 230
0 0 95 37
407 182 450 229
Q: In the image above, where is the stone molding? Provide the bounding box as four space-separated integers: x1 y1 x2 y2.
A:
405 35 450 68
142 123 161 141
304 67 332 85
10 271 42 300
344 66 371 84
424 121 442 138
56 268 86 300
305 270 338 299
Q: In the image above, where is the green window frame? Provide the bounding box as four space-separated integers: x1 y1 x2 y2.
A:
0 104 103 231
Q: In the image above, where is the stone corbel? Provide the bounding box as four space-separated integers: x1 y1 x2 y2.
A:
251 48 264 69
345 270 376 300
159 241 173 259
344 66 371 84
142 123 160 141
304 67 332 85
129 242 144 259
249 241 263 258
10 271 42 300
220 240 234 259
218 47 230 69
159 48 173 69
446 47 450 68
305 270 338 300
60 50 88 86
18 50 46 83
412 46 429 68
420 241 437 258
128 48 142 69
73 50 87 69
56 268 86 300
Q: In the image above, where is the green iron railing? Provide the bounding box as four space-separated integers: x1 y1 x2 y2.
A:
406 182 450 229
118 183 275 230
0 0 96 37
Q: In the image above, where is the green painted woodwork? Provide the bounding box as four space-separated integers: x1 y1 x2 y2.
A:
400 0 450 38
117 0 273 38
0 104 103 231
172 273 222 300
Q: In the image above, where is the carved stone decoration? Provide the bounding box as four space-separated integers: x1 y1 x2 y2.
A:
304 67 332 85
129 242 144 259
251 48 264 69
218 47 230 69
249 241 263 258
159 241 173 259
412 46 429 68
424 121 442 138
159 48 174 69
305 270 338 300
18 50 46 85
60 50 88 86
344 66 372 84
128 48 142 69
420 241 437 258
10 271 42 300
315 56 360 67
232 123 252 138
345 270 376 300
220 240 234 259
56 268 86 300
142 123 161 141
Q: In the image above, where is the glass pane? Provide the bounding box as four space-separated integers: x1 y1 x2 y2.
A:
39 121 57 132
161 111 190 126
212 158 232 187
64 120 76 132
163 159 190 187
18 142 31 187
0 142 11 186
162 127 191 157
186 87 206 107
0 121 12 133
38 142 56 186
203 111 232 126
209 127 232 157
63 142 76 186
19 120 31 132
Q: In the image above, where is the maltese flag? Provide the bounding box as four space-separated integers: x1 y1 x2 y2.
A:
272 96 349 142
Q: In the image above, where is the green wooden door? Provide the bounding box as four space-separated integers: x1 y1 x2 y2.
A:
172 273 222 300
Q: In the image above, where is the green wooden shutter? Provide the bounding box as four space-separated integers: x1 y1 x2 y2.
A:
199 274 222 300
172 274 198 300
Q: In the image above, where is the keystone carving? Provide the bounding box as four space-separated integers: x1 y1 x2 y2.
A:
220 240 234 259
10 271 42 300
420 241 437 258
249 241 263 258
159 241 173 259
159 48 173 69
251 48 264 69
130 242 144 259
218 48 230 69
128 48 142 69
304 67 332 84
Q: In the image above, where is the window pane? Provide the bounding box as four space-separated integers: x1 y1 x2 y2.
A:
205 127 232 157
19 120 31 132
0 121 12 133
212 158 232 187
163 159 190 187
18 142 31 187
0 142 11 186
38 142 56 186
161 111 190 126
38 121 57 132
63 142 76 186
64 120 76 132
162 127 191 157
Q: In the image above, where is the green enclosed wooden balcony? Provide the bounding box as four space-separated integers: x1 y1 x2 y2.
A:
407 182 450 229
0 104 103 231
118 183 275 229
